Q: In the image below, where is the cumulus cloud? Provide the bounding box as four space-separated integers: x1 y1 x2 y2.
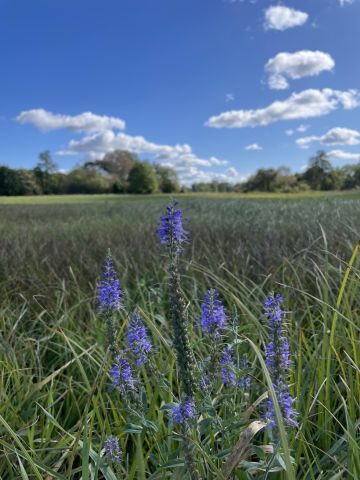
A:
328 150 360 161
265 50 335 90
205 89 359 128
264 6 308 31
16 108 126 133
296 127 360 148
245 143 262 150
178 165 247 185
57 130 226 167
339 0 353 6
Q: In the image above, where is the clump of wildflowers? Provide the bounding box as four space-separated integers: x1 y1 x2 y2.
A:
109 354 136 395
220 346 237 387
170 397 197 426
127 310 152 366
200 289 226 336
157 201 189 255
104 435 122 464
264 293 297 428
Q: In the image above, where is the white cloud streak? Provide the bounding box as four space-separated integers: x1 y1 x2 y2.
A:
328 150 360 161
17 108 126 133
245 143 262 150
264 6 308 31
265 50 335 90
296 127 360 148
205 89 359 128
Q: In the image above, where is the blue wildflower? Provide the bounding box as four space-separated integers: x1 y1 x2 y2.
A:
157 201 188 253
220 347 236 387
97 251 123 314
109 355 136 394
104 435 122 463
170 397 196 426
238 356 251 389
200 289 226 335
264 293 297 428
127 310 152 366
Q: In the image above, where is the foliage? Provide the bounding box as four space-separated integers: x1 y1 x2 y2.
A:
127 160 159 193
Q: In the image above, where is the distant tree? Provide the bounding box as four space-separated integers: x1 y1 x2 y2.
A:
302 150 333 190
85 150 137 192
0 166 40 195
65 168 112 194
155 164 180 193
128 161 158 194
242 168 278 192
37 150 57 173
33 150 58 193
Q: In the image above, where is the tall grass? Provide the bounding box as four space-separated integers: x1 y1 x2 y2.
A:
0 196 359 478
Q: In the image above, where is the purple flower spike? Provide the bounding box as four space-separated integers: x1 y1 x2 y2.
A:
264 293 297 428
170 397 196 426
157 201 188 254
200 289 226 336
104 435 122 463
109 355 136 395
97 251 123 314
127 310 152 366
220 347 236 387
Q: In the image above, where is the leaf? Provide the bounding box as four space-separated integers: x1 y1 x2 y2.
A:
221 420 267 479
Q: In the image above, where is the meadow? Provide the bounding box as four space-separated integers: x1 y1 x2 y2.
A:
0 193 359 479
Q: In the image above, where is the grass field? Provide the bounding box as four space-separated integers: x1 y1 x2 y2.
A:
0 194 359 479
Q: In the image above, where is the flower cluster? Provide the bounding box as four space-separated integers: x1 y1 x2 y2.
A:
200 289 226 335
264 293 297 428
127 310 152 366
109 355 136 395
104 435 122 464
97 251 123 314
220 347 236 387
157 201 188 253
170 397 197 426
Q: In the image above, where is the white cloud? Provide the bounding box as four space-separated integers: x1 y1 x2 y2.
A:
265 50 335 90
205 88 359 128
296 127 360 148
245 143 262 150
226 93 235 102
328 150 360 161
16 108 126 133
264 6 308 31
297 124 310 132
339 0 353 6
179 165 248 185
285 125 309 136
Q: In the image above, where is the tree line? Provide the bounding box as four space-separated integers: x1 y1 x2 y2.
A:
0 150 181 195
1 149 360 196
192 151 360 193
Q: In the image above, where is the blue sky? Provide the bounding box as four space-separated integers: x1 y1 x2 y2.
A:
1 0 360 184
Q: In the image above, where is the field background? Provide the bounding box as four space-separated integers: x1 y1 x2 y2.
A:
1 193 360 479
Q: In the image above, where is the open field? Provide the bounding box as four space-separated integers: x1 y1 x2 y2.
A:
1 194 360 479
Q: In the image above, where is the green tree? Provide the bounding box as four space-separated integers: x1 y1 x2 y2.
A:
85 150 137 192
33 150 58 193
155 164 180 193
302 151 333 190
127 161 158 194
242 168 278 192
